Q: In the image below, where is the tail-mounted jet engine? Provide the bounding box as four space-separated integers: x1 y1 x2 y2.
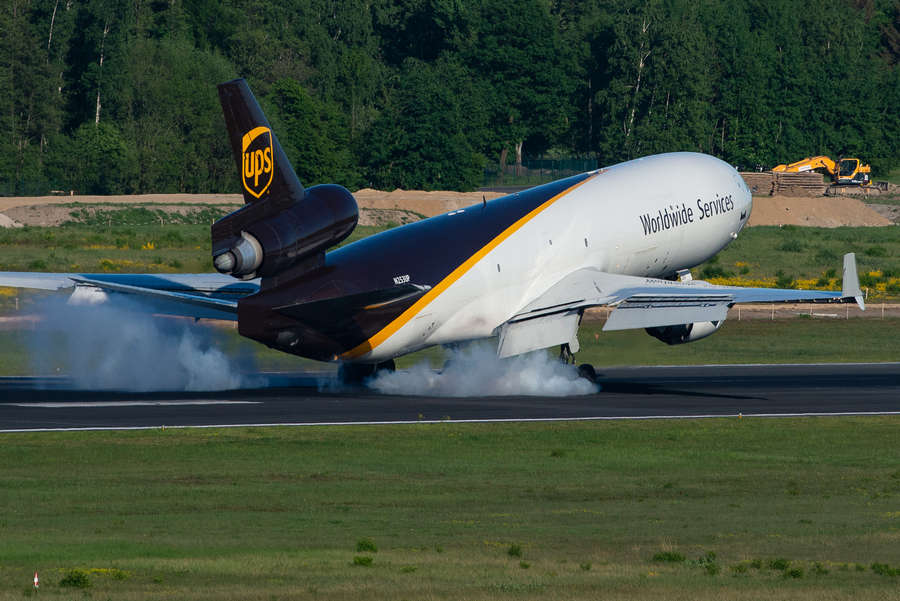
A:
645 320 723 345
212 184 357 280
212 79 357 281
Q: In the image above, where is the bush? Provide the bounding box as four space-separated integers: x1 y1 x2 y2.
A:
356 538 378 553
701 264 734 279
59 569 91 588
689 551 719 575
777 240 805 252
815 249 839 263
353 556 374 567
507 544 522 557
783 567 804 579
871 562 897 576
769 558 790 571
775 270 795 288
652 551 685 563
812 562 829 575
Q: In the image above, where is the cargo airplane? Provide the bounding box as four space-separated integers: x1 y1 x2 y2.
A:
0 79 864 383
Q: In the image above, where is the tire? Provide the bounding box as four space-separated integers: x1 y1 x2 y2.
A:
577 363 597 383
337 362 377 385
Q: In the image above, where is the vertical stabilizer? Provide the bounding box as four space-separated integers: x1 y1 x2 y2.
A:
218 78 304 207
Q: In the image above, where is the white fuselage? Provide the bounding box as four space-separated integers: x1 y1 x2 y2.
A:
361 152 753 361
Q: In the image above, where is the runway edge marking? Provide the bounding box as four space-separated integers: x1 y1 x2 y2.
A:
3 411 900 433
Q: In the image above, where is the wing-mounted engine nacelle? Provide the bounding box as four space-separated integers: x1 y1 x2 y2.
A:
645 320 723 345
212 184 358 280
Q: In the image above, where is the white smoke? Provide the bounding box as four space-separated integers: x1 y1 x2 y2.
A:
28 296 256 391
367 343 598 397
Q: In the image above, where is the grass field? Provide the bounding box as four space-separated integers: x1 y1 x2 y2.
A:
0 213 385 276
1 317 898 377
695 225 900 297
883 166 900 186
1 418 898 600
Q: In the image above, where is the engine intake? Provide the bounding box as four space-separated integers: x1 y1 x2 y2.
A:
646 320 723 345
212 183 358 280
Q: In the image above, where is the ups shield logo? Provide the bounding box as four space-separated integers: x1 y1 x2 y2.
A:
241 126 274 199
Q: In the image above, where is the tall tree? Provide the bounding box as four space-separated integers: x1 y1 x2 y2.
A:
462 0 573 168
361 57 487 191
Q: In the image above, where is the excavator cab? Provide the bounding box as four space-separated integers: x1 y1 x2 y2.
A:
837 158 870 185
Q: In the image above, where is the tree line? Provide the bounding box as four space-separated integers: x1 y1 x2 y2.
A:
3 0 899 195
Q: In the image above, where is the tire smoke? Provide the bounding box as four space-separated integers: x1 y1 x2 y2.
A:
27 296 255 391
367 343 598 397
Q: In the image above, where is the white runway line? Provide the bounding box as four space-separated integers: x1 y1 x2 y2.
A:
4 400 260 408
2 411 900 433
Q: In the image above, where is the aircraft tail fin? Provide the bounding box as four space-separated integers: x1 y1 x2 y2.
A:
218 78 305 207
212 79 358 281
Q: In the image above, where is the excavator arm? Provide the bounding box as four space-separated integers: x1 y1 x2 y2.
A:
772 155 837 174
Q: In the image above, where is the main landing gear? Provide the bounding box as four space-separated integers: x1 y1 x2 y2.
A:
559 343 597 384
337 359 395 385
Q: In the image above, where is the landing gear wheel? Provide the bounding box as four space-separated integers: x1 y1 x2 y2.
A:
577 363 597 383
375 359 395 373
559 343 575 365
337 362 377 385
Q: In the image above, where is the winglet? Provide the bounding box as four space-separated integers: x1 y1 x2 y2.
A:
842 252 865 311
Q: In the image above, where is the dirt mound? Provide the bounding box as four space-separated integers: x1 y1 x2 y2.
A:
0 190 500 222
354 188 504 217
0 213 22 228
868 204 900 224
747 195 892 227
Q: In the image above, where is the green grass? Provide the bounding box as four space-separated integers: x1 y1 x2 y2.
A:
694 225 900 296
0 224 215 273
882 166 900 186
0 223 387 276
0 419 898 599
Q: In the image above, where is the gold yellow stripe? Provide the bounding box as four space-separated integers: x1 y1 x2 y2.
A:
339 174 597 360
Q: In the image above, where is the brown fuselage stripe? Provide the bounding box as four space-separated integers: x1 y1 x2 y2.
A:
339 174 598 360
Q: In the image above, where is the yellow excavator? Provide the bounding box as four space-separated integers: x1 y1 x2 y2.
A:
772 155 872 186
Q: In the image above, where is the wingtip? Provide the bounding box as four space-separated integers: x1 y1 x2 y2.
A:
842 252 865 311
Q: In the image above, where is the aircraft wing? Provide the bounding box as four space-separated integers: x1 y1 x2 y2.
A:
0 272 259 320
496 253 863 357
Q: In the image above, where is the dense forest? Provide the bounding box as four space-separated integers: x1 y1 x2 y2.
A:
3 0 900 195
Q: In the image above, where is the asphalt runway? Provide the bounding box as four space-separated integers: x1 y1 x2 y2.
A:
0 363 897 432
